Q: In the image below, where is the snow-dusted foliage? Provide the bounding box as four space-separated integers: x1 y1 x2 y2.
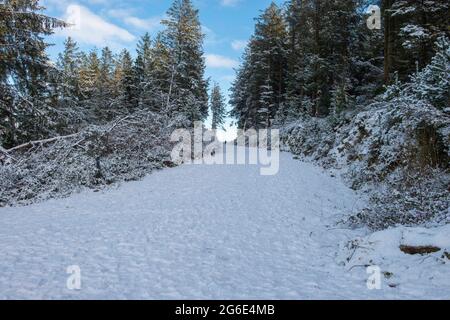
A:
347 168 449 230
0 111 177 207
280 40 450 230
409 37 450 110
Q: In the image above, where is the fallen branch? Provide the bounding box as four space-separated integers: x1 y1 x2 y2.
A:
5 133 79 153
3 114 144 155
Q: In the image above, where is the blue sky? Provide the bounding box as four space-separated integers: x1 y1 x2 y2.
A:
42 0 284 139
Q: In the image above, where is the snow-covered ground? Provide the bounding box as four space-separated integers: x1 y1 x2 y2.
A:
0 148 448 299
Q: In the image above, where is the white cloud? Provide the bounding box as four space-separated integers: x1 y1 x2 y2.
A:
108 9 163 31
205 54 239 69
55 4 135 48
220 0 241 7
107 8 136 19
123 16 162 30
231 40 247 51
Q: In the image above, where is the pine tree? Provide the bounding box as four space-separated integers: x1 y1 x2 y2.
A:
411 36 450 110
0 0 67 148
53 37 85 133
148 33 172 111
254 2 288 126
57 37 81 102
134 33 154 109
384 0 450 82
97 47 115 121
283 0 309 119
351 1 384 98
210 83 227 130
233 0 362 123
78 50 100 121
312 1 359 116
114 49 138 113
230 2 288 129
229 46 252 129
161 0 209 123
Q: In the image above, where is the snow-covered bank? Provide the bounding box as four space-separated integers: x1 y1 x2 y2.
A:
0 150 448 299
280 100 450 230
278 38 449 230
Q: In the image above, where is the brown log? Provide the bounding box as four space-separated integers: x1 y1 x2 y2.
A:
400 245 441 255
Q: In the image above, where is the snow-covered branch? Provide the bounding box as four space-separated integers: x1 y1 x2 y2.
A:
4 133 79 154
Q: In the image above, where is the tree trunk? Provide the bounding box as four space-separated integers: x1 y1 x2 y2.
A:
383 0 394 84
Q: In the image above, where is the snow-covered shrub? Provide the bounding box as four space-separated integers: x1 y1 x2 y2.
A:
280 116 337 167
345 168 449 230
0 110 176 207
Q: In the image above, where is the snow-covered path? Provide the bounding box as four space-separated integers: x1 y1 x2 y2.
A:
0 149 447 299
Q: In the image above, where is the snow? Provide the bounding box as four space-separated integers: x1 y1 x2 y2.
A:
337 225 450 295
0 148 448 299
401 225 450 248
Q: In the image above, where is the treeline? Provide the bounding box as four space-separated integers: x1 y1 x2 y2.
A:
0 0 223 150
230 0 449 129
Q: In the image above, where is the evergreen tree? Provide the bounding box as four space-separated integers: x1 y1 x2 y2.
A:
283 0 309 119
411 36 450 110
54 37 84 133
134 33 154 109
383 0 450 82
0 0 67 148
56 37 81 102
161 0 209 123
78 50 100 121
351 0 384 98
305 0 360 116
210 83 227 130
148 33 173 111
97 47 115 120
230 2 288 129
258 78 276 127
229 46 253 129
114 49 138 113
253 2 288 126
